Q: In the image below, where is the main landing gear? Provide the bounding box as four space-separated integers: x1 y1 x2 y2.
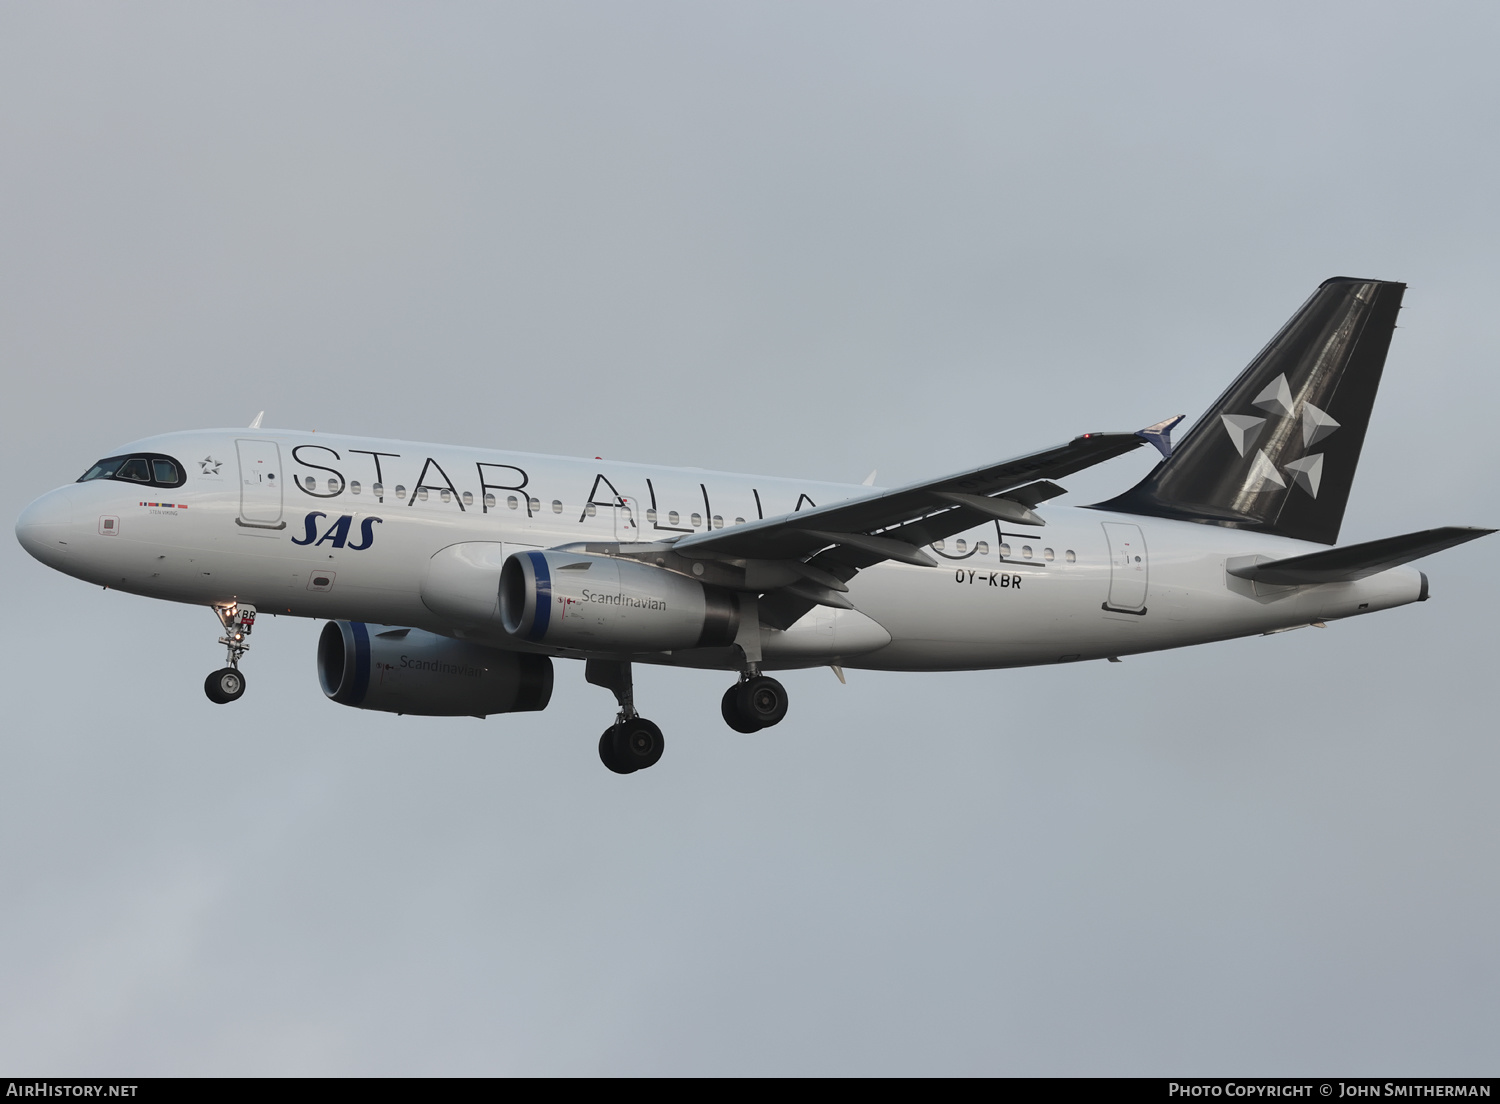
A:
586 659 665 775
204 603 256 704
583 659 791 775
721 674 789 733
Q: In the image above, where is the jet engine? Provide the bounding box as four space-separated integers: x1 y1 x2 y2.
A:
499 549 739 650
317 621 553 716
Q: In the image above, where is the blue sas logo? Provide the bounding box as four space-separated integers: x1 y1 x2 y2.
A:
292 512 382 550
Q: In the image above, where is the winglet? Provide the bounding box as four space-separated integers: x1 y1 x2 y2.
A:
249 411 265 429
1136 415 1185 459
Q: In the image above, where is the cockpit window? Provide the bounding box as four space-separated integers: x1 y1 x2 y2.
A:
77 453 186 489
79 458 125 482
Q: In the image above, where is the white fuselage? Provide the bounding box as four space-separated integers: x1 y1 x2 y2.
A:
16 428 1425 671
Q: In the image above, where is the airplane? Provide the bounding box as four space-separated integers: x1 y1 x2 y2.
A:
14 277 1493 774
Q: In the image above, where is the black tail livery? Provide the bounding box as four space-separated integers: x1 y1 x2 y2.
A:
1097 277 1405 544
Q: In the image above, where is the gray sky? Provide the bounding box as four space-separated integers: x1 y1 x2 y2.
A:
2 2 1497 1075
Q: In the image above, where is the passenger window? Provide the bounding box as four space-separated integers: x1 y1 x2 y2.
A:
373 482 384 497
668 511 680 526
462 491 473 507
691 513 703 528
439 489 450 503
1043 547 1054 561
1021 545 1033 559
395 485 407 499
351 481 362 495
503 495 514 510
713 515 723 529
1065 550 1076 563
932 539 945 551
329 478 340 493
117 458 151 482
955 538 967 553
999 543 1011 557
528 497 540 514
585 503 597 518
417 488 429 502
976 541 989 555
734 517 745 525
551 500 563 514
647 509 658 523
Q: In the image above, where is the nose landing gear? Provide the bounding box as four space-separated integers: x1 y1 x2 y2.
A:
205 603 256 704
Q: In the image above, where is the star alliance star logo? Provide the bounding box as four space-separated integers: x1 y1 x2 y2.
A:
1218 373 1339 499
199 456 223 475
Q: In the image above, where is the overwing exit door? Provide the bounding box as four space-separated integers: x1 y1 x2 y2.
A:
236 439 286 529
1102 521 1148 613
614 495 641 543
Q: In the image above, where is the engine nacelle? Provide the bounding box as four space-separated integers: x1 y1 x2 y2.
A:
500 550 739 651
317 621 553 717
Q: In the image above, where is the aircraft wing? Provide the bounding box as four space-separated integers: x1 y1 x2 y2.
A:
671 430 1148 567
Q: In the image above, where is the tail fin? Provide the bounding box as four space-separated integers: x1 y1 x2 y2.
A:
1094 277 1406 544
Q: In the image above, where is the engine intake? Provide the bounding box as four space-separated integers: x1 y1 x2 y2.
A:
317 621 553 716
499 550 739 651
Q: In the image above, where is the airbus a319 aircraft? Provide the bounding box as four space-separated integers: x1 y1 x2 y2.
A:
15 278 1492 773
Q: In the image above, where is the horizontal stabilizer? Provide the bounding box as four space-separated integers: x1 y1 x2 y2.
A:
1227 526 1494 585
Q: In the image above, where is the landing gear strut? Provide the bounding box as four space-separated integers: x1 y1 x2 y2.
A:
586 659 664 774
205 603 255 704
721 673 789 733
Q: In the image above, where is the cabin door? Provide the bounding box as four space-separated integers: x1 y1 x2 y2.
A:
236 439 285 529
1102 522 1148 612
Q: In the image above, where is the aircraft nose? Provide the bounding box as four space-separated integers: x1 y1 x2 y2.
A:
15 489 75 567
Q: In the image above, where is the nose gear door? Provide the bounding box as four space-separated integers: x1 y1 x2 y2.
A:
236 439 285 529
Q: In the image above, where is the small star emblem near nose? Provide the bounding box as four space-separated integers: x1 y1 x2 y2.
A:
199 456 222 475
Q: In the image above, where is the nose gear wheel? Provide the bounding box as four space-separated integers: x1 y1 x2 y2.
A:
205 667 246 704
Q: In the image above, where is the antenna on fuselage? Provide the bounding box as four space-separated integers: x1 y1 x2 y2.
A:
248 411 264 429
